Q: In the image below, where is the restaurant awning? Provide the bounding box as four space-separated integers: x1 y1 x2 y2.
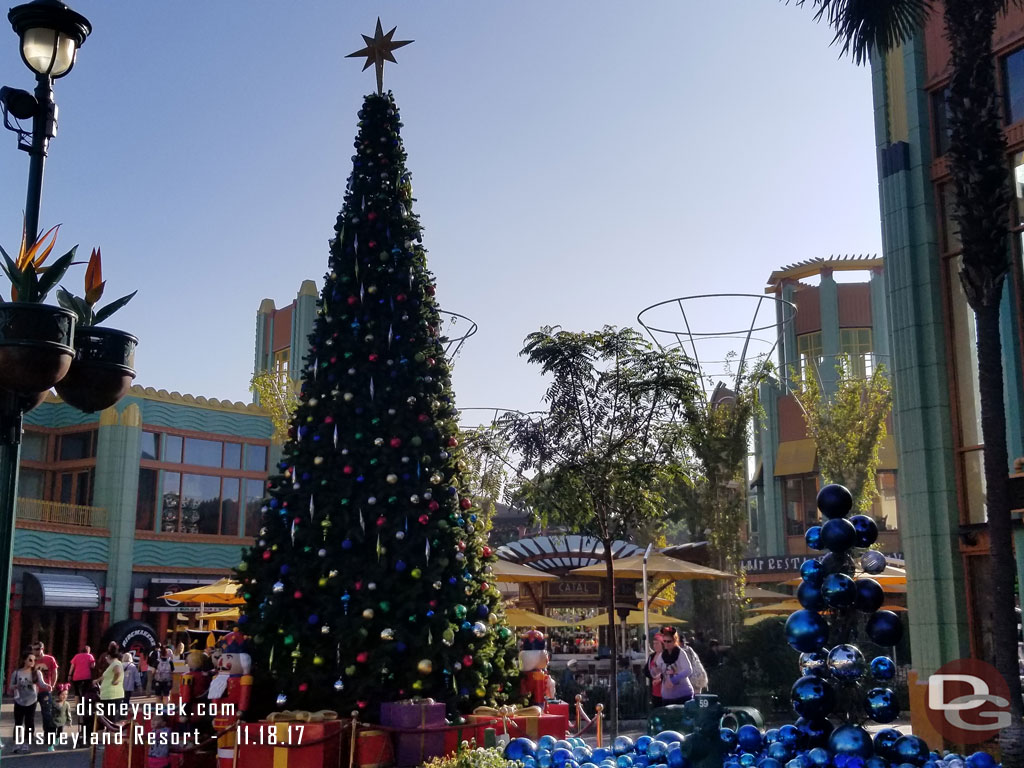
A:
23 572 100 609
774 439 817 476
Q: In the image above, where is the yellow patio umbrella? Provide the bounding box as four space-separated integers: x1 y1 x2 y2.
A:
744 586 793 602
491 560 558 583
160 578 244 605
744 614 784 626
197 607 240 621
569 552 735 581
575 610 686 627
504 607 570 628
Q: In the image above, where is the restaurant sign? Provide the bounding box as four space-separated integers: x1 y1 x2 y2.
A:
742 552 904 575
544 580 602 601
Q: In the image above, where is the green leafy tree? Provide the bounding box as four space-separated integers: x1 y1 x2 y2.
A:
789 360 893 513
250 369 299 443
235 92 516 719
798 0 1024 755
499 326 700 733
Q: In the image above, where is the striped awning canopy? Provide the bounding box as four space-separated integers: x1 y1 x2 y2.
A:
495 535 644 576
23 572 100 609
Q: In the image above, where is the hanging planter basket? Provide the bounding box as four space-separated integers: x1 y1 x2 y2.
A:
54 326 137 413
0 303 76 396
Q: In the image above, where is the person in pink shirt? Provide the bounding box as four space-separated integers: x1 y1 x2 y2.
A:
67 645 95 699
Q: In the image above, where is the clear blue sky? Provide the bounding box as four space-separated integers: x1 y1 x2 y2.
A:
0 2 883 421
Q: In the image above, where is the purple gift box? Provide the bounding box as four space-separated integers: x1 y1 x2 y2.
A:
380 699 447 767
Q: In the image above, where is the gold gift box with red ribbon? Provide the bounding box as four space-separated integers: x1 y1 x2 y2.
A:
469 706 567 741
236 710 343 768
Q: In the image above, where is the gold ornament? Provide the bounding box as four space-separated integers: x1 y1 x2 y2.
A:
346 18 413 95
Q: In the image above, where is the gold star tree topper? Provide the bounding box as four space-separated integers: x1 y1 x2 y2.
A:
346 18 413 95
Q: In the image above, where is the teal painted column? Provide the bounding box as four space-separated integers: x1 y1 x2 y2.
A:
819 269 840 396
758 380 785 555
871 267 892 368
781 282 799 381
291 280 319 384
999 280 1024 465
96 403 143 623
255 299 274 377
870 38 969 675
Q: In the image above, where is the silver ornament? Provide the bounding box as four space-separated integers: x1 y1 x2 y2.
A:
860 550 886 575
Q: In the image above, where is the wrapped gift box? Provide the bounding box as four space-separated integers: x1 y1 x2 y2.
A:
102 717 150 768
543 702 571 734
236 719 343 768
167 752 216 768
380 700 447 767
442 721 490 755
468 713 566 741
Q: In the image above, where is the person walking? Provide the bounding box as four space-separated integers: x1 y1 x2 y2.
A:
643 633 664 708
52 685 73 749
122 653 141 707
68 645 95 699
8 651 45 753
650 626 693 705
153 646 174 704
98 642 125 721
31 641 58 738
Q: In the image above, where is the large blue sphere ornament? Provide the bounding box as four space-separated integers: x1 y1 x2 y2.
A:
759 760 783 768
870 656 896 680
818 483 854 518
821 518 858 552
822 551 856 575
647 741 669 761
798 582 827 611
539 736 558 751
801 559 825 586
655 732 686 747
769 743 792 762
552 748 574 767
864 687 900 723
786 610 830 652
778 725 801 749
855 579 885 612
507 739 538 761
554 741 574 752
965 753 998 768
720 729 739 753
573 747 593 763
893 736 930 766
830 726 874 758
613 737 635 756
796 718 834 749
849 515 879 547
799 651 828 676
667 746 689 768
791 675 836 718
740 754 756 767
872 729 902 759
805 526 824 551
866 611 903 646
738 725 763 753
821 573 857 608
808 747 832 767
538 753 553 768
764 729 781 745
860 550 887 574
635 737 652 754
616 755 634 768
591 749 612 763
827 644 866 680
865 759 890 768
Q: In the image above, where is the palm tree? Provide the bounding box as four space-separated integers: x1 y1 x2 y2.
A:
797 0 1024 759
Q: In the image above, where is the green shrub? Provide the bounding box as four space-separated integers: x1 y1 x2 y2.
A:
424 746 521 768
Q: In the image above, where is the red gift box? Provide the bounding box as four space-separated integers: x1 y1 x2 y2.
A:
468 713 566 741
380 700 447 766
167 753 216 768
544 703 571 734
102 716 150 768
235 719 343 768
442 721 490 755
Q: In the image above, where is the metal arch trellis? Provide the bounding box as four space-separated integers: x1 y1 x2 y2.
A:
438 309 478 360
636 293 798 399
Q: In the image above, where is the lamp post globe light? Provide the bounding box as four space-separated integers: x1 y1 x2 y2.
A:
0 1 136 702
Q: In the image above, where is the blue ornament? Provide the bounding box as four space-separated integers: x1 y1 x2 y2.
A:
740 754 757 768
830 725 873 758
828 643 866 680
538 754 553 768
765 729 781 745
865 758 890 768
791 675 836 718
801 559 825 586
855 579 885 612
864 687 900 723
817 483 853 518
507 739 539 761
860 549 887 574
821 573 857 608
965 753 997 768
720 729 739 753
796 718 834 749
573 747 593 763
737 725 763 753
849 515 878 547
667 746 689 768
647 741 669 761
538 736 557 752
893 737 930 766
821 518 857 552
807 748 832 767
759 760 783 768
591 748 612 762
799 651 828 676
866 611 903 646
613 737 635 756
798 582 826 611
805 526 824 551
778 725 801 749
769 743 792 762
552 748 574 767
655 732 686 748
633 737 652 755
785 610 830 651
616 756 634 768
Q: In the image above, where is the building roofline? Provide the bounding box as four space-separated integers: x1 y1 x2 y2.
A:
46 385 267 415
765 255 882 292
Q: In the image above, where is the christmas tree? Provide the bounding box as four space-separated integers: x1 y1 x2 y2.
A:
235 84 516 717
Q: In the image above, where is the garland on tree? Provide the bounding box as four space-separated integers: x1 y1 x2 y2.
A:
235 91 516 719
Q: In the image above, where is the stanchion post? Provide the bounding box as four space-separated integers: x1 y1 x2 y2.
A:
349 710 359 768
574 694 583 736
595 703 604 748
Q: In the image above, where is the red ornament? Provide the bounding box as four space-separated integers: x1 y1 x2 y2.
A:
325 416 334 424
429 600 438 608
293 591 302 599
396 293 407 302
427 358 435 366
418 414 429 423
418 514 430 525
482 546 492 557
448 437 459 448
262 551 271 560
389 438 402 448
462 655 473 667
343 466 353 475
457 541 467 552
459 498 472 510
293 517 302 525
299 683 308 692
426 286 436 296
376 516 387 527
480 583 489 591
368 241 377 249
428 501 440 511
356 653 368 664
355 581 363 590
367 212 377 221
368 353 378 362
347 296 358 305
357 700 368 709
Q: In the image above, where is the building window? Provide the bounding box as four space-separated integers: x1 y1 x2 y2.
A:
797 332 823 378
245 445 268 473
840 328 874 378
136 468 157 531
18 469 45 500
222 479 240 536
784 475 818 536
182 473 221 534
939 182 962 255
58 431 95 461
164 435 183 463
183 438 223 468
1004 47 1024 125
161 471 181 532
57 469 93 506
931 86 951 156
273 349 290 381
244 478 265 537
140 431 160 461
21 431 48 462
872 471 899 531
223 442 242 470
